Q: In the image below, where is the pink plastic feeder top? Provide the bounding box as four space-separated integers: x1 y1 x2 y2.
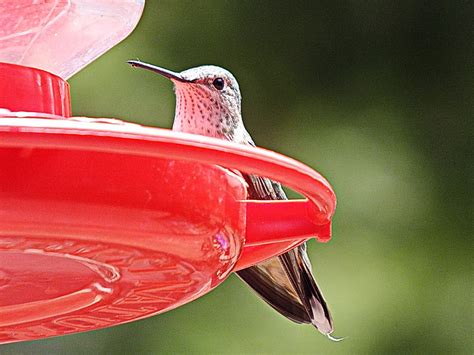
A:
0 1 144 79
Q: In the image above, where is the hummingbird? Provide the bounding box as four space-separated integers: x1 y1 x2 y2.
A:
128 60 334 336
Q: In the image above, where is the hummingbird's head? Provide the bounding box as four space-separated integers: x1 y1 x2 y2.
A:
128 60 246 141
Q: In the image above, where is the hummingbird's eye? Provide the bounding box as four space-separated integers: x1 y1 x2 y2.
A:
212 77 225 90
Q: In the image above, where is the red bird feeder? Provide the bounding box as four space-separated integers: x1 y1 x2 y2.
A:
0 2 336 344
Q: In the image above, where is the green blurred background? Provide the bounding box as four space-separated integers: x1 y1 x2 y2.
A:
5 1 471 354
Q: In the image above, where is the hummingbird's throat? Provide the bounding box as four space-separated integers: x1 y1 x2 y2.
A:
172 85 240 141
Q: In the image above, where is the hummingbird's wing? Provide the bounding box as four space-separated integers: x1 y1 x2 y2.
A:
236 173 333 335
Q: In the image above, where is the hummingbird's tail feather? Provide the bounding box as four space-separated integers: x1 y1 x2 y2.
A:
237 173 333 334
237 257 312 324
237 244 333 335
280 245 333 334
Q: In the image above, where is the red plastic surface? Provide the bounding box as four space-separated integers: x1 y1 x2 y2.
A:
0 134 246 343
0 63 71 116
0 64 336 343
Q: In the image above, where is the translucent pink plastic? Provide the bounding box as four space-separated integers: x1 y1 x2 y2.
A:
0 0 144 79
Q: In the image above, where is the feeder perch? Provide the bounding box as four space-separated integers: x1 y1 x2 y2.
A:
0 1 336 344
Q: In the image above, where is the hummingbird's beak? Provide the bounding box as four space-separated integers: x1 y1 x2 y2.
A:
127 60 191 83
